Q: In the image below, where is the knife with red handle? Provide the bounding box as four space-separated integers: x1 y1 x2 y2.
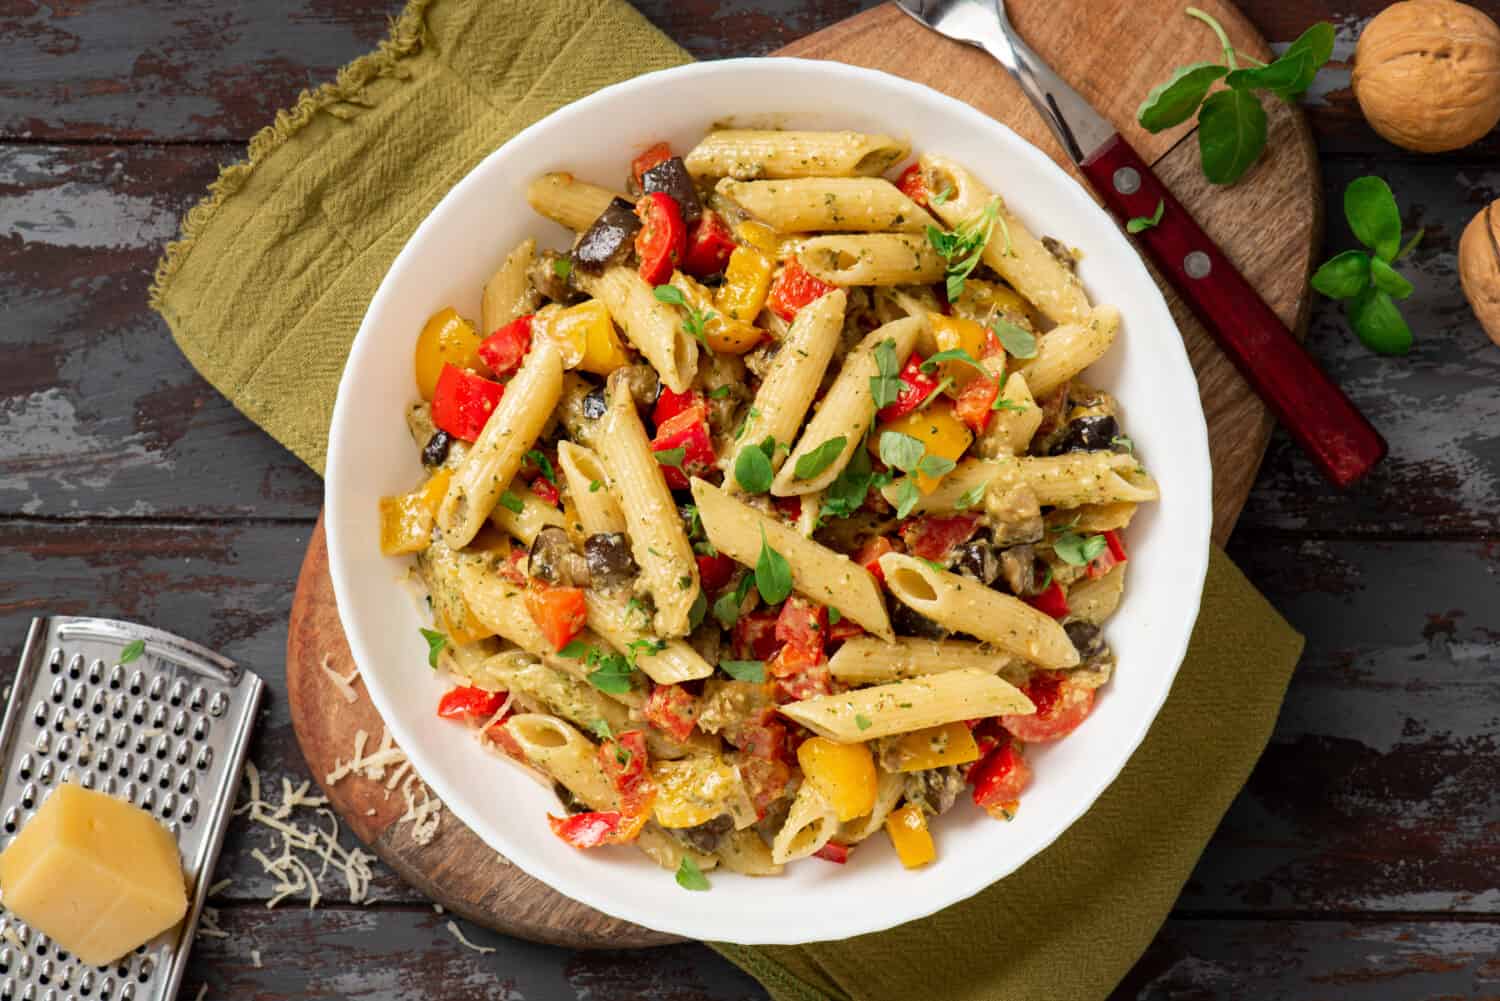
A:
897 0 1386 487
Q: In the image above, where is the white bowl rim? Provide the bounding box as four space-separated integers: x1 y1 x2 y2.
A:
325 56 1213 945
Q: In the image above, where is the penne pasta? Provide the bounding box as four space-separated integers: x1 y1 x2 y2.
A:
583 592 713 684
437 339 563 549
1016 305 1120 399
691 478 893 640
778 668 1035 742
482 238 538 336
837 768 907 846
716 177 934 234
770 780 840 865
828 637 1018 686
556 441 627 536
974 371 1043 459
879 555 1078 670
796 233 945 286
489 480 567 545
526 172 624 232
504 713 617 809
714 828 784 876
575 266 698 394
685 129 910 180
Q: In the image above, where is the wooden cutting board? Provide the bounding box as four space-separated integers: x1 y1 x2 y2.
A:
286 0 1319 949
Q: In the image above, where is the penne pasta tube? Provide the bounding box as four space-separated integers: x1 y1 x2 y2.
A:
438 339 563 549
583 593 713 684
974 370 1043 459
526 172 624 232
997 452 1159 508
481 655 634 736
837 767 906 846
779 668 1035 743
878 456 998 516
770 780 840 865
878 555 1079 670
920 154 1092 325
828 637 1017 686
722 290 847 487
599 373 699 637
715 828 784 876
684 129 910 180
796 233 945 286
504 713 617 808
1016 305 1120 399
716 177 934 234
557 441 626 536
637 822 719 874
691 478 893 641
575 266 698 394
1067 562 1127 625
482 238 537 336
773 317 922 495
489 480 567 545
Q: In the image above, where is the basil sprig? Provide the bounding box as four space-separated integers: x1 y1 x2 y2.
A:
1310 176 1421 355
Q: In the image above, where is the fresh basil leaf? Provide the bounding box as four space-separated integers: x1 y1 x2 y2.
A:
586 653 635 694
720 659 766 683
821 446 875 522
1137 62 1228 132
688 589 708 631
1197 88 1268 185
1126 199 1165 234
1272 21 1335 98
526 449 556 484
734 443 774 493
894 478 922 519
1224 48 1311 95
588 718 613 741
991 317 1037 359
712 590 743 629
1348 287 1412 356
708 385 733 399
854 713 873 731
755 528 793 605
498 490 525 514
917 454 955 479
1054 531 1108 566
954 480 988 511
559 639 589 659
653 284 687 306
588 479 602 493
828 607 842 625
879 432 925 473
794 436 848 480
931 184 954 205
921 349 987 375
1310 250 1371 300
118 639 146 664
1369 256 1413 300
675 857 710 891
655 447 687 470
553 257 573 281
870 338 901 410
992 398 1028 413
1111 434 1135 454
1344 175 1403 262
419 628 447 668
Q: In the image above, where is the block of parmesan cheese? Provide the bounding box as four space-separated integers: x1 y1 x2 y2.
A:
0 783 187 965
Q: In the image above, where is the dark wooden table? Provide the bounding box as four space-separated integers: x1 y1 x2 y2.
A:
1 1 1496 997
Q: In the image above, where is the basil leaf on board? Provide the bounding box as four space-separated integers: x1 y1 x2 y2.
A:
1396 227 1425 262
1348 287 1413 356
1136 63 1228 132
1197 88 1268 186
1344 175 1403 262
719 660 766 683
755 528 793 605
879 432 925 473
991 317 1037 359
794 436 848 480
1309 250 1371 300
1369 256 1414 300
734 443 774 493
1126 199 1165 234
1223 49 1310 95
1272 21 1335 98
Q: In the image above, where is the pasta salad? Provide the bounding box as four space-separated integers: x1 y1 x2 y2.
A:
378 128 1159 886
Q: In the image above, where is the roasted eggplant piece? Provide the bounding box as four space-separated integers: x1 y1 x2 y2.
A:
584 532 637 589
580 383 609 422
529 249 582 305
903 766 966 817
951 535 1001 586
891 602 947 639
1065 620 1109 664
641 156 703 225
676 814 733 854
997 544 1049 597
1048 414 1120 455
421 430 453 468
528 526 590 587
573 197 642 273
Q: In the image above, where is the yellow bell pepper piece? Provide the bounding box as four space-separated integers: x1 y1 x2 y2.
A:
534 300 629 376
879 402 973 493
892 722 981 773
670 272 764 355
885 804 935 869
651 758 746 829
928 312 995 386
797 736 878 822
378 470 452 556
413 308 483 401
442 603 493 647
716 246 774 323
733 219 780 259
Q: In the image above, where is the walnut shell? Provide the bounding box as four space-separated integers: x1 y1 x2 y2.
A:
1352 0 1500 153
1460 200 1500 346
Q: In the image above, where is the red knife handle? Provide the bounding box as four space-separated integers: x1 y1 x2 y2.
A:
1079 133 1386 488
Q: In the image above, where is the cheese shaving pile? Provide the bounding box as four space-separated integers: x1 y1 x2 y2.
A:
319 654 361 705
446 920 496 955
325 727 442 847
235 762 377 907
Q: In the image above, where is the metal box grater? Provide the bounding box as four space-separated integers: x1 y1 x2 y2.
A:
0 617 263 1001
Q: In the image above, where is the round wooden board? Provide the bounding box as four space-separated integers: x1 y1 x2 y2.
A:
287 0 1319 949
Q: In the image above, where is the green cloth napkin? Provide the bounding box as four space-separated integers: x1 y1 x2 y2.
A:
150 2 1305 998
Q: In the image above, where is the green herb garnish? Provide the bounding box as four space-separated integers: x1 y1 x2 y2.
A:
927 197 1001 300
1054 531 1109 566
655 447 687 470
653 284 714 346
1126 199 1165 234
734 440 775 493
118 639 146 665
991 317 1037 359
585 649 634 694
920 348 987 376
954 480 988 511
854 714 873 731
419 628 447 668
553 257 573 281
720 659 766 683
870 338 901 410
526 449 556 484
498 490 525 514
755 528 793 605
675 857 710 891
794 436 848 480
1309 175 1420 355
589 718 614 741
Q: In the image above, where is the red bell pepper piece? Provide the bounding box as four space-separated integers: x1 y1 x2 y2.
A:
436 686 507 721
813 841 850 864
681 210 739 277
969 736 1031 821
774 596 827 655
523 581 588 652
695 552 737 593
644 684 699 743
767 642 830 702
767 258 837 322
486 720 525 760
548 810 624 849
736 719 786 760
650 402 715 490
732 608 783 661
854 536 899 586
772 496 803 523
599 730 655 839
738 754 791 819
877 354 943 423
1002 673 1095 743
528 474 560 507
477 315 533 378
1025 580 1069 619
900 514 980 562
953 374 1000 434
896 163 930 207
652 387 703 429
1087 530 1129 579
634 192 687 286
631 142 672 188
826 617 865 647
430 364 504 442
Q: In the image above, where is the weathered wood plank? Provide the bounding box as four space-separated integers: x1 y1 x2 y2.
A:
0 143 323 518
1241 158 1500 537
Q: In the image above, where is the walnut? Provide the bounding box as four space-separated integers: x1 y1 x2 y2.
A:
1352 0 1500 153
1460 200 1500 346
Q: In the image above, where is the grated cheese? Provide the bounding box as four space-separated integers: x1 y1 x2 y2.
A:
251 948 262 968
319 654 360 705
194 986 207 1001
325 728 443 847
446 920 495 955
207 878 233 897
198 907 228 939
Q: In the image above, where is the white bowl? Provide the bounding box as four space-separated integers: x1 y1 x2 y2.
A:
325 58 1212 945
